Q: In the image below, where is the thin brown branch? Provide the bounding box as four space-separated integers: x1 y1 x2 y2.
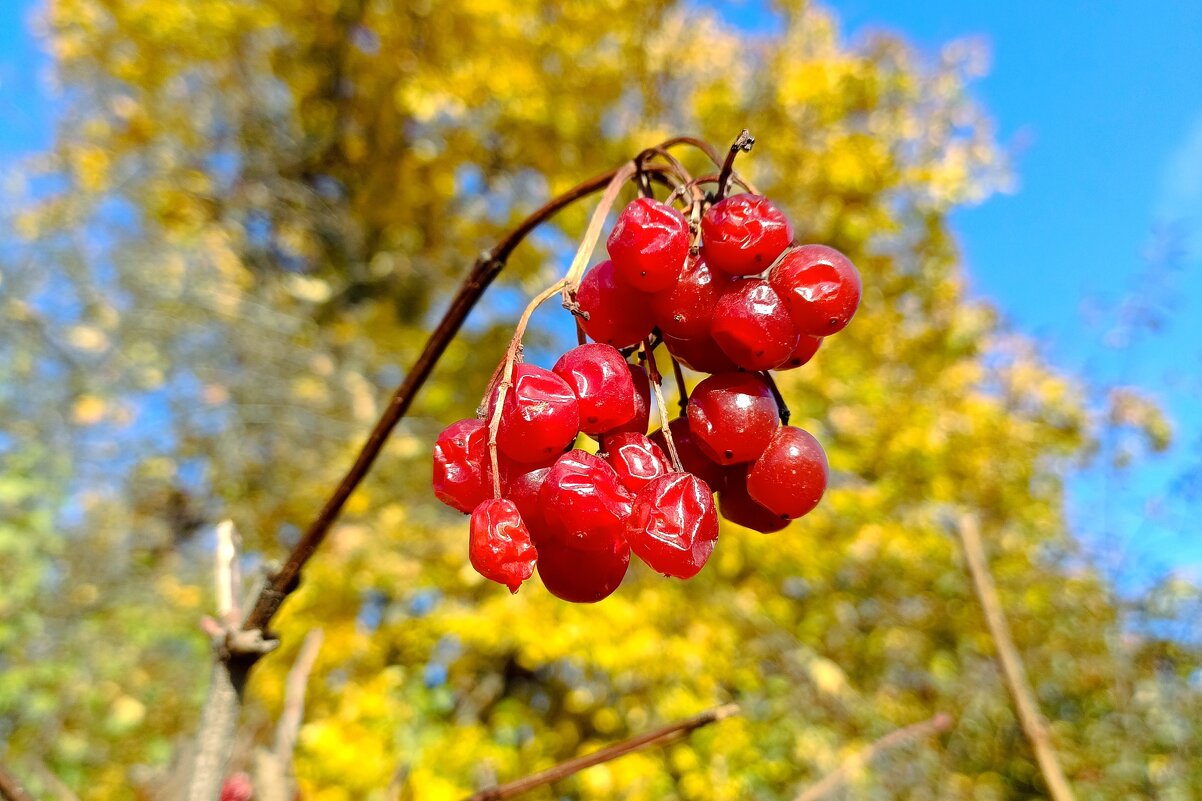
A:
792 713 952 801
0 763 36 801
957 514 1076 801
461 704 739 801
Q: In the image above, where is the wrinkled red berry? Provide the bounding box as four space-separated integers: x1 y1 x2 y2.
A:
701 194 793 276
540 449 634 550
626 473 720 579
601 432 670 494
552 343 637 435
537 536 630 603
711 279 800 371
506 466 552 544
494 364 580 464
778 335 823 370
469 499 538 593
649 417 726 491
607 198 690 292
576 259 655 347
601 363 652 437
687 372 779 465
718 467 789 533
432 418 502 514
664 332 738 374
769 244 862 335
747 426 828 520
651 256 735 340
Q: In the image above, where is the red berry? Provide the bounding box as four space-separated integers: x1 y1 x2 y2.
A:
576 259 655 347
701 194 793 276
687 372 779 465
432 418 501 514
505 466 552 544
552 343 637 435
649 417 726 491
663 332 738 374
710 279 800 371
717 466 789 533
601 432 669 494
607 198 690 292
601 363 652 437
778 335 823 370
747 426 828 520
540 449 634 551
768 244 862 335
537 536 630 603
469 499 537 592
651 256 735 340
626 473 719 579
220 773 254 801
494 364 580 464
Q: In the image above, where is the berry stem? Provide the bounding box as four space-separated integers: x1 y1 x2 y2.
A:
561 162 639 305
671 354 689 415
645 338 683 471
715 128 755 202
760 370 792 426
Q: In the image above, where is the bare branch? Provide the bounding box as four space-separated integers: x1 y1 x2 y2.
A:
957 514 1076 801
274 628 325 760
461 704 739 801
214 520 240 622
792 713 952 801
0 763 36 801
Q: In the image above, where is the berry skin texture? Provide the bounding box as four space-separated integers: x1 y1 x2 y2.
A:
718 467 789 533
495 364 580 464
649 417 727 491
537 536 630 603
651 257 735 340
601 363 651 437
540 449 634 551
779 335 823 370
469 498 537 593
505 466 551 544
701 194 794 276
553 343 637 434
687 372 780 465
432 418 500 514
710 279 800 371
576 259 655 348
626 473 720 579
747 426 828 520
607 198 690 292
602 432 670 494
769 244 862 336
663 332 738 374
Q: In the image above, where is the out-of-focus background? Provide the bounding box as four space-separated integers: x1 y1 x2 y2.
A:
1 1 1199 799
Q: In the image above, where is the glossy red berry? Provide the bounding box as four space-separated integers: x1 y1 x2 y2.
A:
540 449 634 551
552 343 637 435
601 432 669 494
649 417 727 491
537 536 630 603
576 259 655 347
601 363 651 437
717 466 789 533
607 198 690 292
687 372 779 465
769 244 862 335
651 257 735 340
701 194 793 276
710 279 800 371
494 364 580 464
747 426 828 520
663 332 738 374
778 335 823 370
469 499 538 593
432 418 500 514
626 473 720 579
505 466 551 544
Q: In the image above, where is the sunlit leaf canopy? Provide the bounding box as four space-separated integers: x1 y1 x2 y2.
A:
1 0 1199 798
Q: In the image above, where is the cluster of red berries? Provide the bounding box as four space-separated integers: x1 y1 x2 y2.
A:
432 192 860 602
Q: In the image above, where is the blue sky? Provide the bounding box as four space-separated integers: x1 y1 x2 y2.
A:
3 1 1199 588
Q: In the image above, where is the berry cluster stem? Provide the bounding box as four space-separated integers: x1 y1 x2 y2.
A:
715 129 755 201
644 338 684 471
760 371 792 426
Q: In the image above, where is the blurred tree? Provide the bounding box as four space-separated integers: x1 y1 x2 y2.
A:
1 0 1198 799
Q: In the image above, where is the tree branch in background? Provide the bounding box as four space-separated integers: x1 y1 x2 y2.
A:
0 764 35 801
461 704 740 801
27 759 80 801
791 713 952 801
256 628 325 801
956 514 1077 801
